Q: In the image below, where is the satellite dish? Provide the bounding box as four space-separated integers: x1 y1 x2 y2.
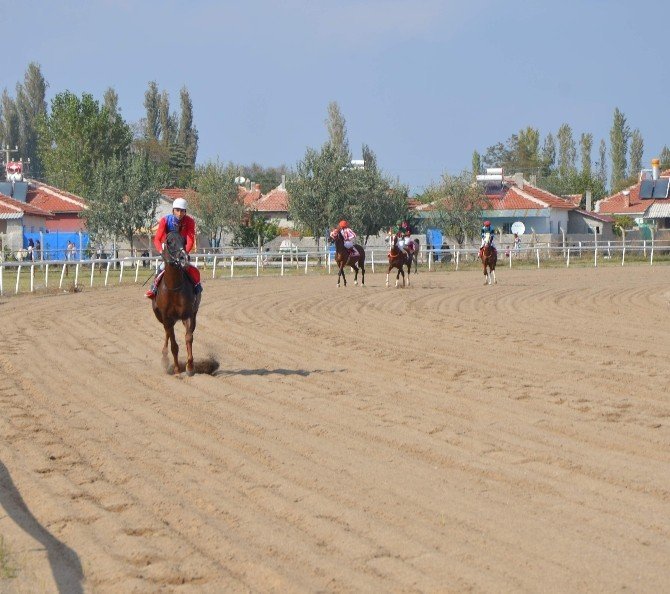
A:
234 176 247 185
511 221 525 235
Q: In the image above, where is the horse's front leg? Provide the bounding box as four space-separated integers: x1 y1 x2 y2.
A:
386 265 391 287
161 329 170 371
340 265 347 287
165 323 179 374
183 317 195 376
353 264 359 286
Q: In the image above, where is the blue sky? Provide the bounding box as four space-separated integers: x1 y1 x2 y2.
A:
2 0 666 194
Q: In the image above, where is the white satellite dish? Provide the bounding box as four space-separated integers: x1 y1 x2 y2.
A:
511 221 525 235
234 176 247 185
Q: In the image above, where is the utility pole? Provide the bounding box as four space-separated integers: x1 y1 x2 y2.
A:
2 145 19 165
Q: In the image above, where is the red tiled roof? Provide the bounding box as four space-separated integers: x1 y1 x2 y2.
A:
239 185 262 207
0 192 53 218
161 188 187 200
27 180 86 213
255 187 288 212
595 173 670 215
564 194 582 207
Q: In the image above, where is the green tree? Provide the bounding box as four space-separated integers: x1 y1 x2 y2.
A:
85 153 165 251
143 81 160 141
239 163 288 192
15 62 47 177
426 171 485 248
38 91 132 196
609 107 630 191
541 133 556 175
597 139 607 187
0 90 19 150
190 160 243 247
326 101 349 162
471 150 482 179
628 128 643 178
232 213 280 249
177 86 198 169
557 123 576 177
579 132 593 177
516 126 541 173
660 146 670 171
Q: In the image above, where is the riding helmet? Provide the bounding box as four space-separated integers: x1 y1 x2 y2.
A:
338 220 348 229
173 198 188 210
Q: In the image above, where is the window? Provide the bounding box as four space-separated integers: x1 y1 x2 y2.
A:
502 222 512 234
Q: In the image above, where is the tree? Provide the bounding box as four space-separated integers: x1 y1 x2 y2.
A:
239 163 288 192
482 141 509 170
177 86 198 171
609 107 630 191
596 139 607 187
0 90 19 151
541 133 556 175
579 132 593 177
189 160 243 247
628 128 643 178
232 213 280 249
557 123 576 177
516 126 541 173
326 101 349 162
143 81 160 141
85 153 165 251
471 150 482 179
159 90 176 148
38 91 132 196
15 62 47 177
347 144 407 243
426 171 486 248
660 146 670 171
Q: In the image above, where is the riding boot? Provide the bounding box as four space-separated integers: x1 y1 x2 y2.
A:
145 270 164 298
194 283 203 295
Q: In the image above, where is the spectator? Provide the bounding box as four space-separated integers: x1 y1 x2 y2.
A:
27 238 35 261
35 240 41 260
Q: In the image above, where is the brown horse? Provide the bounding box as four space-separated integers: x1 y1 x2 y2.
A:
481 232 497 285
386 234 411 287
405 238 420 274
150 231 201 375
330 230 365 287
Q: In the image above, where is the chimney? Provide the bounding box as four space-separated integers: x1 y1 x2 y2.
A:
281 174 286 190
513 172 524 189
622 190 630 208
585 190 592 212
651 158 660 180
254 183 261 192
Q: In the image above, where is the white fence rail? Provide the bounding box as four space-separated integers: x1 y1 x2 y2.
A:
1 240 669 297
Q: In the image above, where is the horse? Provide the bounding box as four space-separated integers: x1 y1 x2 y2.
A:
329 230 365 287
386 234 411 287
404 238 420 274
481 232 497 285
150 231 201 375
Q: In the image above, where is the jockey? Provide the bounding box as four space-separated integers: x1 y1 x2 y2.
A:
479 220 496 257
145 198 202 298
331 220 358 257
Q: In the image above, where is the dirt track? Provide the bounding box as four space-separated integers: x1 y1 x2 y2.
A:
1 266 669 593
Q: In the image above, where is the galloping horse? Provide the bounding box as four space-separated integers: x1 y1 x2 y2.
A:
404 238 420 274
150 231 201 375
386 234 411 287
481 231 497 285
330 230 365 287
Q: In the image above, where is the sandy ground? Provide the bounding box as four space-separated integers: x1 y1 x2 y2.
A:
0 265 669 593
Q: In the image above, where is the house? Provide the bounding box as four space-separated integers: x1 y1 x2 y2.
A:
239 179 293 231
412 170 614 245
595 159 670 232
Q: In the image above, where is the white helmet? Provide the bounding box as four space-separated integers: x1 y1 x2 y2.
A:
172 198 187 210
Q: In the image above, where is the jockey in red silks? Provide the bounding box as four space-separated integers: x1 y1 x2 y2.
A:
145 198 202 298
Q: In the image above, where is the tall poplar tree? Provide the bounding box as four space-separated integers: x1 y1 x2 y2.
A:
557 124 576 177
628 129 643 178
143 81 160 141
15 62 47 176
472 150 481 179
609 107 630 191
0 90 19 152
541 133 556 175
597 139 607 186
579 133 593 177
660 146 670 171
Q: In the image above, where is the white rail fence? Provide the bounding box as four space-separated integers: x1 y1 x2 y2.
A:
1 240 669 296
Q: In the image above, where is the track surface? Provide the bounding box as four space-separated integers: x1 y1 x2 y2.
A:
1 267 669 593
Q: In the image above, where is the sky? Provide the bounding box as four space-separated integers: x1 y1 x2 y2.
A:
2 0 667 195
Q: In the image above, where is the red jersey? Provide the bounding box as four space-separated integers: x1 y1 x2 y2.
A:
153 214 196 253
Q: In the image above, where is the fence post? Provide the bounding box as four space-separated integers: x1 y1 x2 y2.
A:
30 264 35 293
579 241 582 257
536 248 540 268
371 250 374 273
566 247 570 267
59 263 66 289
428 250 433 271
456 250 460 270
212 255 217 278
105 261 111 286
643 240 647 257
135 259 140 282
622 246 626 266
256 254 260 277
0 264 3 295
281 254 285 276
508 248 512 268
90 261 95 287
119 260 124 283
15 265 22 294
230 255 234 277
304 253 309 274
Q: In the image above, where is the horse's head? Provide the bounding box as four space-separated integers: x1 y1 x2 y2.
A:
163 231 188 267
483 231 492 246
